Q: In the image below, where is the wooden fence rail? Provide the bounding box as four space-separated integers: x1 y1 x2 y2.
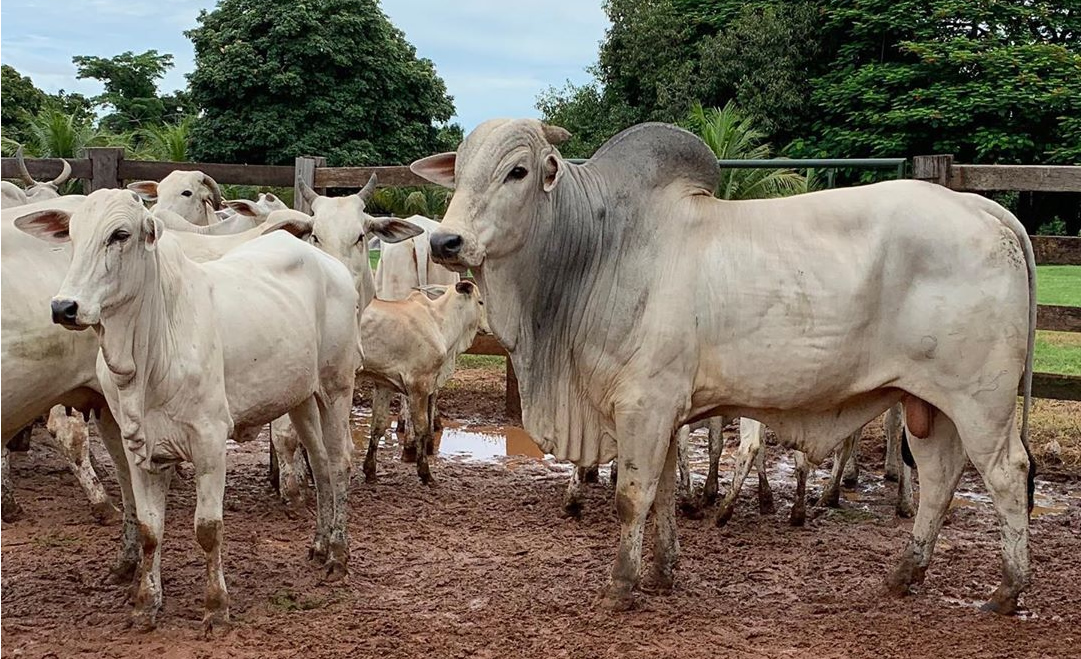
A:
5 152 1080 404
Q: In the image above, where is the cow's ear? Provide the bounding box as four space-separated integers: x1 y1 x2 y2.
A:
543 153 564 192
262 216 312 240
127 180 158 203
367 216 424 244
142 214 163 251
410 152 456 188
413 285 447 300
224 199 262 218
14 209 72 244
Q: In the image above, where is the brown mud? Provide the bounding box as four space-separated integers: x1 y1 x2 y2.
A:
2 367 1079 658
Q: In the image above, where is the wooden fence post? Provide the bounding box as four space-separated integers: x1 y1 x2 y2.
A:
84 147 125 192
505 358 522 421
294 155 327 212
912 154 954 188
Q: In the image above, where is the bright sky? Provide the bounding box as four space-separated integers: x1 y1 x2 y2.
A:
0 0 609 131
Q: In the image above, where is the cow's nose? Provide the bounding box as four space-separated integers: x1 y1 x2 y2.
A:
430 233 463 259
51 299 79 325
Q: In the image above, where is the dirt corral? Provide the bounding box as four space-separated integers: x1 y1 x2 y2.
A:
2 364 1079 659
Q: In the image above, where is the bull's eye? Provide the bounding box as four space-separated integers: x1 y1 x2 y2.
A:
505 166 528 182
108 229 130 245
311 234 321 246
355 233 365 246
181 190 193 197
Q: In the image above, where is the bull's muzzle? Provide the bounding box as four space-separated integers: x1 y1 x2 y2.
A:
50 298 81 328
430 232 463 261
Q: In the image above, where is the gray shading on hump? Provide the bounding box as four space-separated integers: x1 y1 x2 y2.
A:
585 122 720 197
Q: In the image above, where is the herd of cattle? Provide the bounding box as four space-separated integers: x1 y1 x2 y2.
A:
1 119 1038 631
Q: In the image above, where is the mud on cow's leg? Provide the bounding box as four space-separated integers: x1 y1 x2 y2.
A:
842 429 860 488
192 435 229 634
602 408 675 611
884 403 904 482
364 385 393 483
398 394 418 464
45 406 120 524
646 434 680 593
702 417 726 506
128 464 172 631
97 410 140 586
269 417 306 512
563 466 588 519
318 391 354 580
289 396 334 566
1 444 23 523
410 388 435 485
886 412 965 599
715 417 764 527
817 430 860 510
790 451 809 527
754 427 775 515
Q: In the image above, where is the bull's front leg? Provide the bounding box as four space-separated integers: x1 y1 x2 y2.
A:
817 430 860 510
701 417 726 506
884 404 904 482
127 462 172 631
320 391 354 580
645 433 680 592
715 418 764 527
97 409 140 586
191 429 229 635
562 466 588 518
603 409 677 611
409 388 435 485
364 385 393 482
1 443 22 523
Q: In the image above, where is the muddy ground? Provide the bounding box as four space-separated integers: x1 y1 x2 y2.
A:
2 364 1079 659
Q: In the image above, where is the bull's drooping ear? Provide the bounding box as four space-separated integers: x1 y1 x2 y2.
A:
142 214 164 251
541 124 571 146
127 180 159 203
262 215 313 240
543 153 564 192
410 152 456 188
366 216 424 244
13 209 73 244
223 199 262 218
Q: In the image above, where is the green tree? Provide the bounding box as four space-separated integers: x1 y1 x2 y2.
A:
1 65 47 142
134 117 194 162
689 102 810 200
186 0 456 166
73 50 189 132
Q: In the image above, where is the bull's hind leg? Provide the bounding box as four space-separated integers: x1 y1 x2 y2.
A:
318 390 354 579
886 412 965 598
46 407 119 524
97 409 140 585
957 410 1032 615
842 430 860 488
702 417 727 506
755 435 775 515
715 418 764 527
1 444 21 523
818 430 860 509
603 409 677 610
364 385 393 482
269 416 305 511
563 466 589 518
191 432 229 634
289 396 334 566
884 403 904 482
790 451 809 527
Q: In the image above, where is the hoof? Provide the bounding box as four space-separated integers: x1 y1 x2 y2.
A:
561 499 583 520
308 541 328 564
895 501 915 519
642 569 675 595
886 560 926 596
323 559 348 582
979 596 1019 616
130 610 158 633
363 471 378 484
108 559 139 586
1 500 24 523
91 501 122 526
789 510 806 527
401 446 418 463
714 506 734 528
701 489 718 507
202 608 230 638
600 587 636 612
678 498 704 520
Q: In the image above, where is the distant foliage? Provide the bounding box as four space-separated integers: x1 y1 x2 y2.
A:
73 50 191 132
370 186 452 219
186 0 458 166
134 117 194 162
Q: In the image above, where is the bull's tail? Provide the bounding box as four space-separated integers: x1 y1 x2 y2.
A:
987 201 1037 513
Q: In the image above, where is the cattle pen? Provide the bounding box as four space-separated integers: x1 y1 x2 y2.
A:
4 148 1079 413
3 150 1081 659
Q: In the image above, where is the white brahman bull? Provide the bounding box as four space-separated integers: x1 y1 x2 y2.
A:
1 146 73 209
415 119 1036 615
15 189 362 632
128 170 224 226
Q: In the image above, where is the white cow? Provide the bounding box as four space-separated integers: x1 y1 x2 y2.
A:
414 119 1036 615
128 170 223 226
1 146 73 209
15 189 362 631
374 214 460 299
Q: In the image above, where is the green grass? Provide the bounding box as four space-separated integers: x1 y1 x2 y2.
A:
1037 266 1081 307
457 354 505 370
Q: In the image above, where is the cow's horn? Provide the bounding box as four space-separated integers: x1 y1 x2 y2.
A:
201 173 223 210
50 159 73 187
15 145 36 185
357 173 378 200
299 179 319 205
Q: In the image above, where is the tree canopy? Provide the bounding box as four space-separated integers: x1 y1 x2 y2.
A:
73 50 191 132
185 0 458 166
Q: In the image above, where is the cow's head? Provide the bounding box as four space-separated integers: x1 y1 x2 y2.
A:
410 119 570 271
264 175 422 303
15 146 72 203
14 189 162 330
128 170 222 226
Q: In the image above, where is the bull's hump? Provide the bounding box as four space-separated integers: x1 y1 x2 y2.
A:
586 123 719 195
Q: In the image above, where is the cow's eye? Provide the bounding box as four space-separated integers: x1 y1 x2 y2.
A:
505 166 528 182
181 190 193 197
311 234 321 245
108 229 130 245
355 233 365 246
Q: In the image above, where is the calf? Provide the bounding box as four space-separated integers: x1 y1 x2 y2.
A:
16 190 361 631
128 170 223 226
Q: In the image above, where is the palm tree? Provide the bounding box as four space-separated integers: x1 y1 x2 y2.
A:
16 107 121 159
135 116 194 162
688 102 812 200
370 186 452 218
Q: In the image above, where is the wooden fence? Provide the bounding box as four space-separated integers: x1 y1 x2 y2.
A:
4 150 1079 407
